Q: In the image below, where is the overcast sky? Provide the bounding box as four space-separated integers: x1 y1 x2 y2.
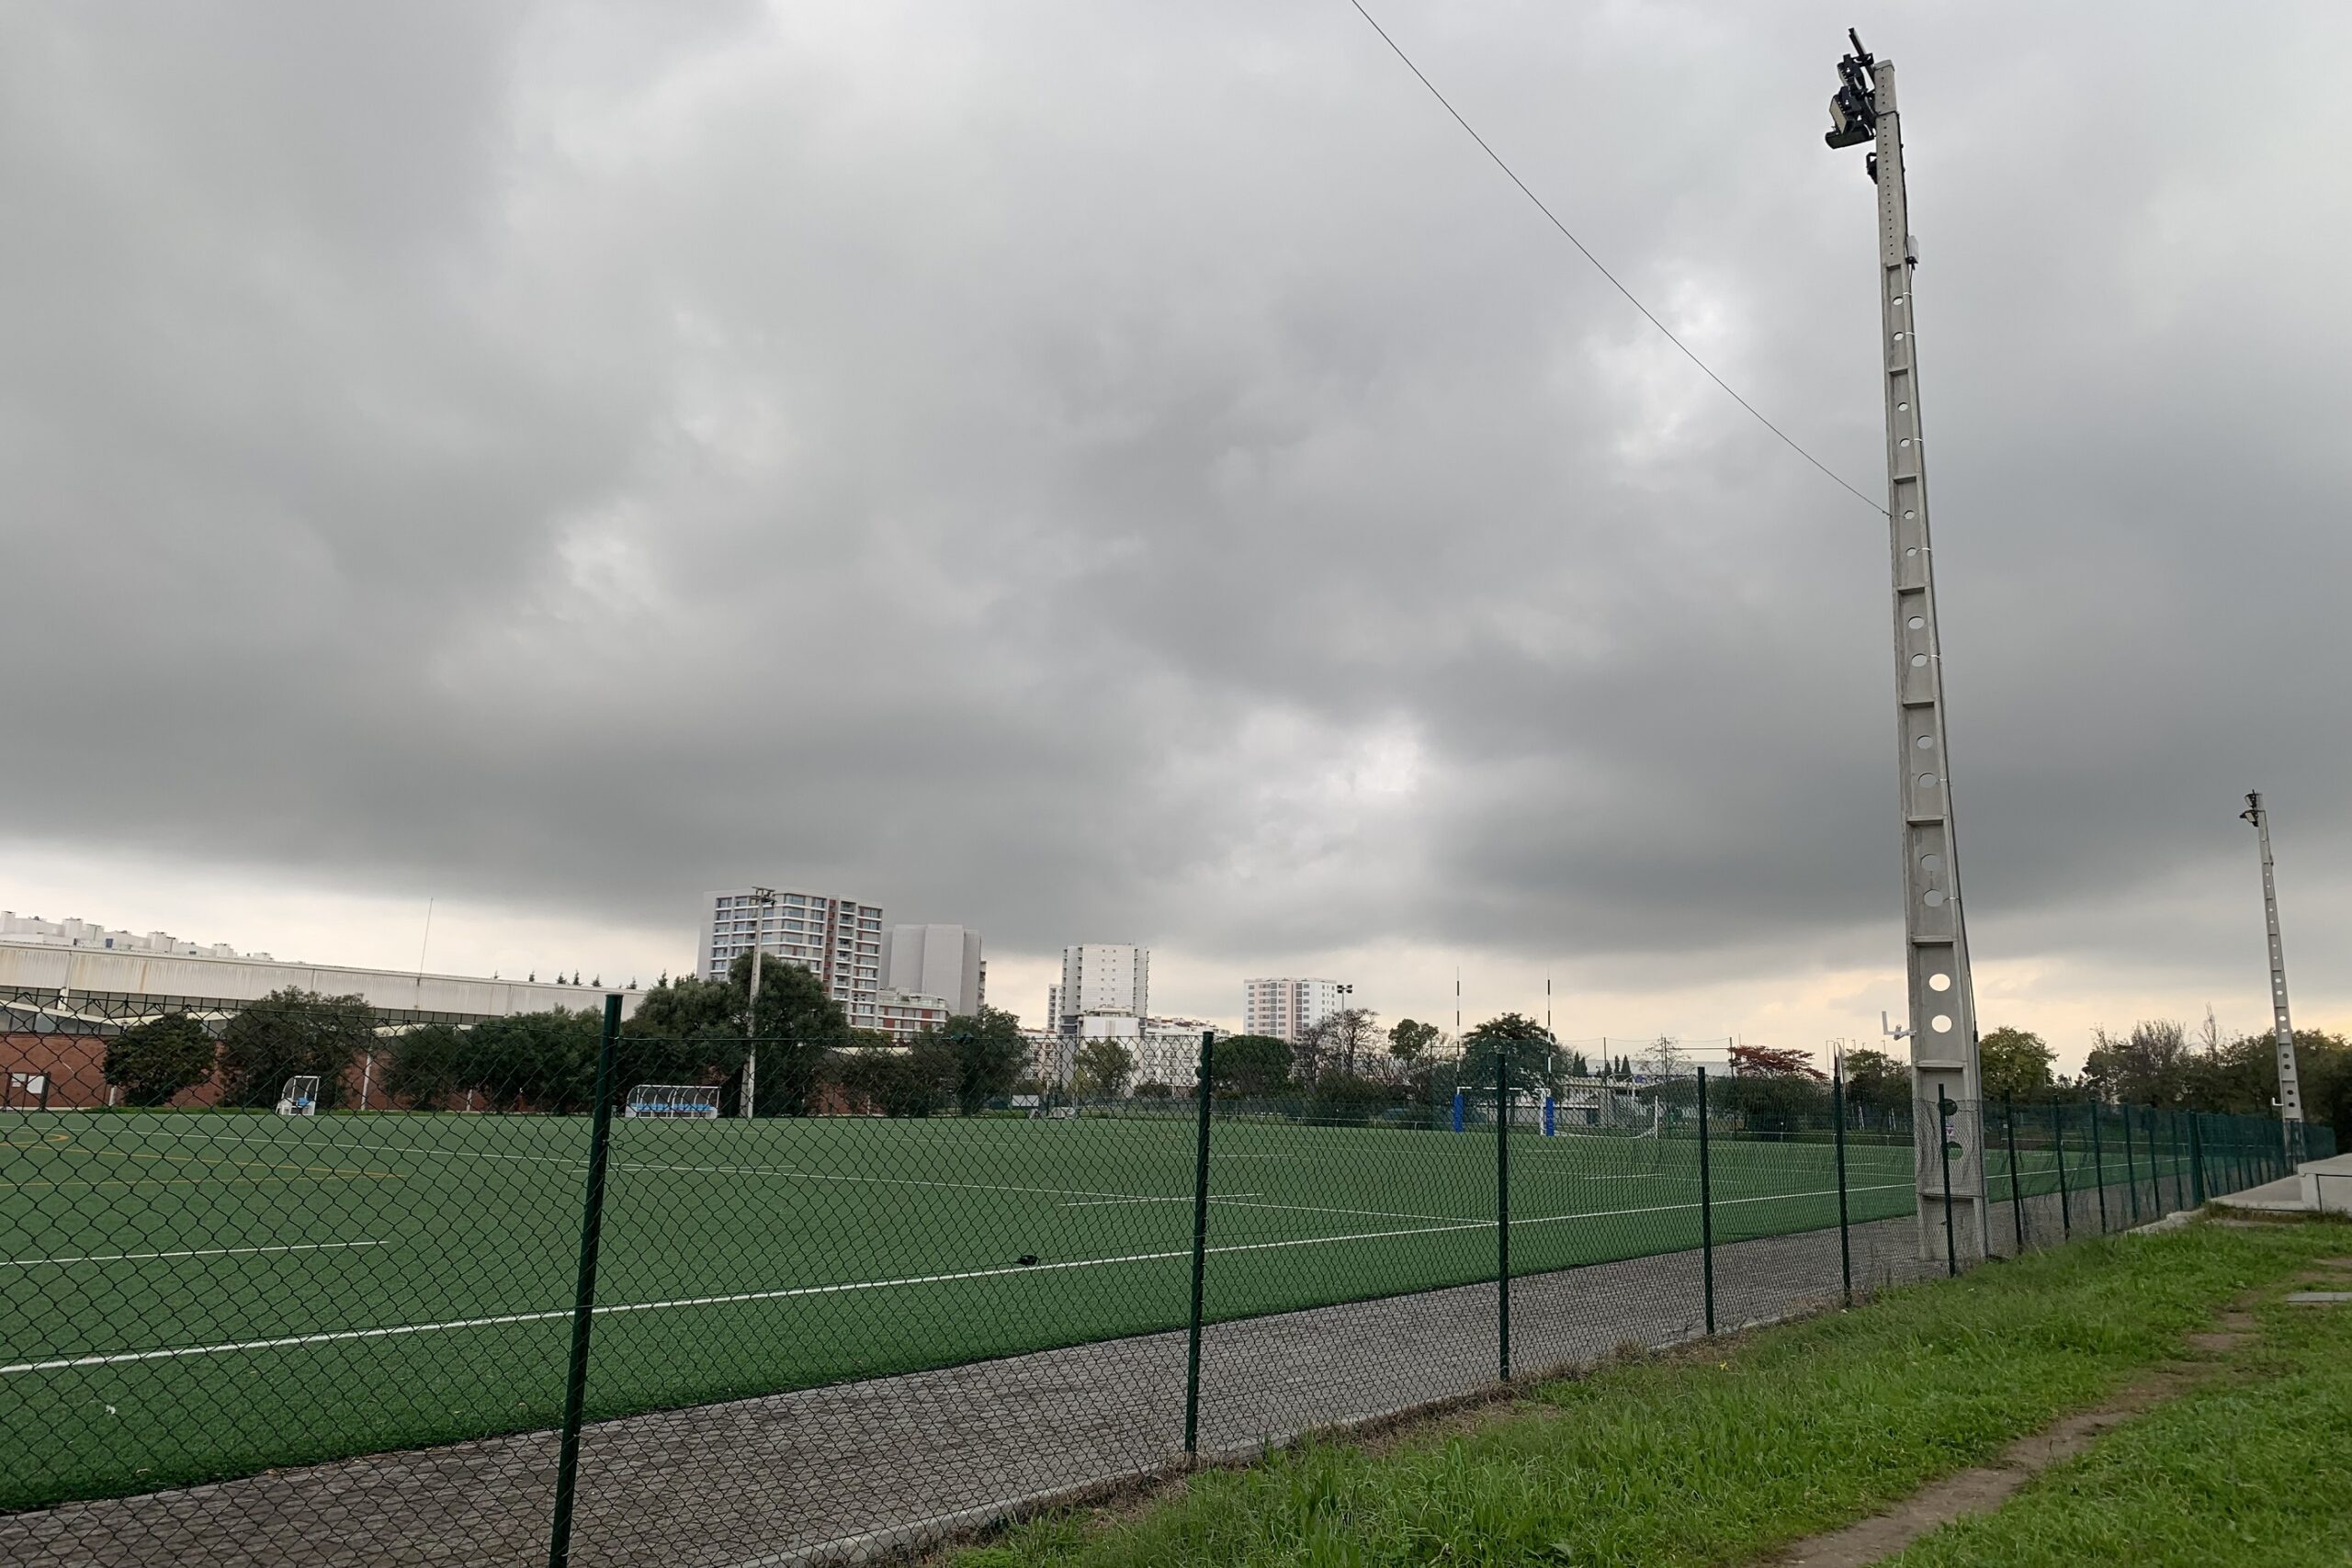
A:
6 1 2346 1066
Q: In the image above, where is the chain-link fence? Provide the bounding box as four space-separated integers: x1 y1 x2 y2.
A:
0 993 2331 1567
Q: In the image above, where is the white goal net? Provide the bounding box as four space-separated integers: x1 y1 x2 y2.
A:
624 1084 721 1119
276 1076 321 1116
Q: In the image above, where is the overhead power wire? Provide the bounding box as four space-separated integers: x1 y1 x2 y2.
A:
1343 0 1888 517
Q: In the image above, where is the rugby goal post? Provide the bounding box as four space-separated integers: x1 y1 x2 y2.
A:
275 1076 321 1116
624 1084 721 1119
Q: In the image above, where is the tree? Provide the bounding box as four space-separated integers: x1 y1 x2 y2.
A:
1072 1038 1135 1099
1459 1013 1556 1097
383 1022 467 1110
1977 1025 2055 1101
1726 1043 1826 1082
1838 1046 1910 1123
1133 1080 1174 1099
217 989 374 1110
1211 1034 1293 1100
103 1013 215 1107
454 1009 604 1113
832 1037 954 1117
620 954 847 1115
1643 1035 1689 1082
1724 1044 1828 1136
940 1006 1027 1114
1389 1018 1443 1065
2082 1020 2192 1106
1302 1007 1381 1077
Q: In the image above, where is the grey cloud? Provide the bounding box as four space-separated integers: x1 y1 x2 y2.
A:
5 1 2348 1012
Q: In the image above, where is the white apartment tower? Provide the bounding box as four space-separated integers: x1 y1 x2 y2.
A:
1057 944 1148 1031
880 924 985 1018
699 888 886 1031
1243 977 1345 1044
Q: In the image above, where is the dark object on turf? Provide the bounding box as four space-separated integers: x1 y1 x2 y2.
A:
1016 1254 1039 1267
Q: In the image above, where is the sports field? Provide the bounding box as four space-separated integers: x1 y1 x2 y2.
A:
0 1104 2025 1511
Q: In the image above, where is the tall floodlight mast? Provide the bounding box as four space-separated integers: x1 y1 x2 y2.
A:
2239 792 2307 1162
1825 32 1988 1260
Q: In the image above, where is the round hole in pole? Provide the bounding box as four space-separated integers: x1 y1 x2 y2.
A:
1894 332 1906 341
1907 615 1927 630
1904 509 1917 520
1931 1014 1953 1033
1928 973 1951 992
1910 653 1928 667
1917 773 1939 790
1924 888 1947 907
1898 400 1910 411
1921 852 1943 872
1917 734 1936 749
1900 438 1913 447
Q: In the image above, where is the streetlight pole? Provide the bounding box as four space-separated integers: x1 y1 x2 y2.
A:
1335 982 1355 1073
741 886 775 1119
1826 32 1989 1260
2240 794 2307 1162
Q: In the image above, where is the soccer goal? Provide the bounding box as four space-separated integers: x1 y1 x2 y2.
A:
275 1076 321 1117
624 1084 721 1119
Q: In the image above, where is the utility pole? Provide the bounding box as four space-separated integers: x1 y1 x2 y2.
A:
1826 32 1989 1261
741 886 775 1118
2240 793 2306 1162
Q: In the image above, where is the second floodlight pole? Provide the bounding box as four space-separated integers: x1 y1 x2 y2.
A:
2240 793 2307 1163
1825 33 1988 1261
741 885 775 1117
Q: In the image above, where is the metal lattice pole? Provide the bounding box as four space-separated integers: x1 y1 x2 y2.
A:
1825 35 1988 1261
740 886 775 1117
2241 793 2307 1164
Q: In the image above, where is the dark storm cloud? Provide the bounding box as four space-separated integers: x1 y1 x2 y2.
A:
6 1 2348 999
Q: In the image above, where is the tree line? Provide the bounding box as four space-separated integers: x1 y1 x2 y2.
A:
98 952 1033 1116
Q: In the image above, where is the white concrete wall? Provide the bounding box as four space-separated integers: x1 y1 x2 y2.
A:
0 942 642 1020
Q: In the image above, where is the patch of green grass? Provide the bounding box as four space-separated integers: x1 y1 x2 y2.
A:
956 1221 2352 1568
1885 1241 2352 1566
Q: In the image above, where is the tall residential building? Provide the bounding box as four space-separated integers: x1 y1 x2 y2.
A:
698 888 885 1032
880 924 984 1017
1057 944 1148 1031
1243 977 1345 1044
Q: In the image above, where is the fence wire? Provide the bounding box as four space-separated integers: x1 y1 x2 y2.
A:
0 994 2332 1567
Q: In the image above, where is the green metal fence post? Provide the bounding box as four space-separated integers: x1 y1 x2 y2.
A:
1937 1089 1958 1278
2090 1101 2109 1232
2121 1103 2142 1224
1696 1066 1715 1336
2144 1106 2163 1216
547 994 623 1568
2188 1113 2207 1207
1496 1039 1510 1382
2004 1094 2025 1253
2175 1111 2188 1209
2050 1100 2070 1240
1831 1063 1853 1306
1183 1031 1214 1457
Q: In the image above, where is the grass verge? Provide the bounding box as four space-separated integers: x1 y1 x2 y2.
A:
956 1218 2352 1568
1883 1242 2352 1566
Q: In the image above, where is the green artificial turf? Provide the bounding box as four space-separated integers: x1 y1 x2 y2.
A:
956 1219 2352 1568
0 1100 2223 1510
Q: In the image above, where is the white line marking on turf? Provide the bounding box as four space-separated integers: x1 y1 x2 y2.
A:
0 1241 386 1270
0 1183 1913 1376
1057 1192 1260 1209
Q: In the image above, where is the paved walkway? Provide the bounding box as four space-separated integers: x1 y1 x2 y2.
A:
0 1182 2134 1568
